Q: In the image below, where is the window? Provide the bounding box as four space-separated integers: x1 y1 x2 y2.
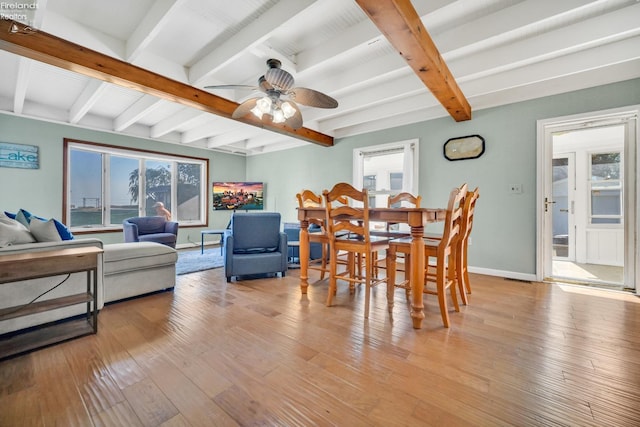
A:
589 152 622 225
64 140 208 231
353 140 418 230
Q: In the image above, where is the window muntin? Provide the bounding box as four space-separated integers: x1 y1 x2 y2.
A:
65 140 207 231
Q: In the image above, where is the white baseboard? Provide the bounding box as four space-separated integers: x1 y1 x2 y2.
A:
467 266 538 283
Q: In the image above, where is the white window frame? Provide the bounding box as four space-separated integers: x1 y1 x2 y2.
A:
352 139 419 204
64 140 208 231
588 150 623 226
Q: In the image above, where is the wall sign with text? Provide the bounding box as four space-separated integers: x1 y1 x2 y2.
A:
0 142 39 169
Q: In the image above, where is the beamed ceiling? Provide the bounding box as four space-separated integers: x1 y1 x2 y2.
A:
0 0 639 156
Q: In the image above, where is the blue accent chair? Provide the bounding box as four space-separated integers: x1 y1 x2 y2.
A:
225 212 288 282
123 216 178 248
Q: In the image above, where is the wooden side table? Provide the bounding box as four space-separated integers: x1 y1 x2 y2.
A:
0 246 103 359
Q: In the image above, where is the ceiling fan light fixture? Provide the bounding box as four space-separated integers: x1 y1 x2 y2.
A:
272 108 285 123
281 101 296 119
250 105 264 119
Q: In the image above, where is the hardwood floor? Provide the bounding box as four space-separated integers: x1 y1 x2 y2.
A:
1 267 639 426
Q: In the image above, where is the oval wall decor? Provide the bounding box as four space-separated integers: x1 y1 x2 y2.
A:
443 135 485 161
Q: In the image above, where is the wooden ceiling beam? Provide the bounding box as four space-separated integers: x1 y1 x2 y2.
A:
0 20 333 147
356 0 471 122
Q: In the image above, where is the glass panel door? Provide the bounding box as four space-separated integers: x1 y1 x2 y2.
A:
552 154 575 261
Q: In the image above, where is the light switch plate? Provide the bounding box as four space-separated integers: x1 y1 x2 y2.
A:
509 184 523 194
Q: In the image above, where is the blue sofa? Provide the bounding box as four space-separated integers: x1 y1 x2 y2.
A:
123 216 178 248
225 212 288 282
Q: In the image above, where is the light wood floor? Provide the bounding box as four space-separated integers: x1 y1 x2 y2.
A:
1 268 639 426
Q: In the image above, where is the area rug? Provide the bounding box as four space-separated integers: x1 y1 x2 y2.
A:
176 248 224 275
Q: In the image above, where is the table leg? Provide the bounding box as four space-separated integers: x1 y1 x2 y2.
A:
201 232 205 254
219 233 224 255
410 225 425 329
299 220 310 294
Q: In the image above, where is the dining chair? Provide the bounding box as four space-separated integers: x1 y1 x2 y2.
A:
386 186 465 327
455 187 480 295
378 192 422 296
424 184 477 304
296 189 330 279
323 182 391 318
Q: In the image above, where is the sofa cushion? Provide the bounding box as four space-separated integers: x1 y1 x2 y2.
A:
0 213 35 247
103 242 177 275
29 217 63 242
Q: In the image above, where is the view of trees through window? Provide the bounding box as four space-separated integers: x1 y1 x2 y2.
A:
65 141 207 229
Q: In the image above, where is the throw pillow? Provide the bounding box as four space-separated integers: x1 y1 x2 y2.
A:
15 209 32 227
4 211 16 219
29 217 63 242
0 213 36 247
15 209 74 240
52 219 74 240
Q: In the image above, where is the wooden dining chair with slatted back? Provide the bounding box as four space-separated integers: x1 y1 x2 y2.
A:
385 186 465 327
423 185 466 327
381 192 422 300
296 189 330 280
424 183 474 305
456 187 479 296
323 182 391 319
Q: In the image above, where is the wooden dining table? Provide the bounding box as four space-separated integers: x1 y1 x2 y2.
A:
297 206 446 329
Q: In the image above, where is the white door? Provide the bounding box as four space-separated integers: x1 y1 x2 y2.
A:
538 109 637 292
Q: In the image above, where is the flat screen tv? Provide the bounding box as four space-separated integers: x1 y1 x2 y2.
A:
212 182 264 211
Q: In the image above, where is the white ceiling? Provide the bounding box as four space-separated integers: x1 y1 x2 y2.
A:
1 0 639 155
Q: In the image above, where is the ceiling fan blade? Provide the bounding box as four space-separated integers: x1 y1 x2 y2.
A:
289 87 338 108
285 102 303 129
204 84 258 91
232 97 259 119
265 67 294 91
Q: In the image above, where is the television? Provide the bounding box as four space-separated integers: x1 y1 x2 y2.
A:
212 182 264 211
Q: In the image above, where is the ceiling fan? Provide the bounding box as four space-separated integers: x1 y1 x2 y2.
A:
205 59 338 129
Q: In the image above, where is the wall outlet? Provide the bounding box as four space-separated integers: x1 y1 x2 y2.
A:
509 184 523 194
468 236 472 246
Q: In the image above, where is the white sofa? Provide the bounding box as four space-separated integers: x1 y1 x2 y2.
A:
0 238 177 336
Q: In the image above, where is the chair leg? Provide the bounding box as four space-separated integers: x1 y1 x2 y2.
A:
386 247 396 312
436 255 450 328
453 245 468 305
462 242 472 294
404 254 411 297
449 253 460 313
364 251 372 319
326 245 338 306
320 243 327 280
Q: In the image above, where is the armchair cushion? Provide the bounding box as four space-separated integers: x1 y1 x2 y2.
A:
123 216 178 248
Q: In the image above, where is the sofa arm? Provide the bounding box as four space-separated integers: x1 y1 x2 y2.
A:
164 221 179 235
123 221 139 242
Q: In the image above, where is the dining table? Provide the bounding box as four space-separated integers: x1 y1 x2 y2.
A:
297 206 446 329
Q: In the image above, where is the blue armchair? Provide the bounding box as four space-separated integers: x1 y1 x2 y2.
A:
123 216 178 248
225 212 287 282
